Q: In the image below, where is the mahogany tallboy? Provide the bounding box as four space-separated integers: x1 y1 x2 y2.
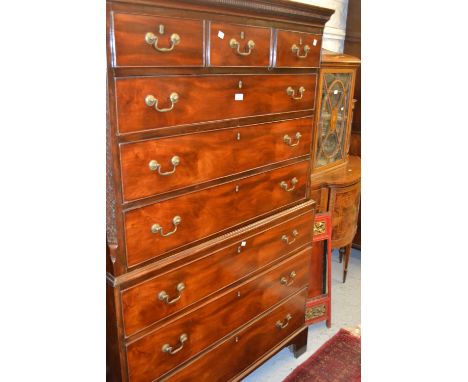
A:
106 1 360 380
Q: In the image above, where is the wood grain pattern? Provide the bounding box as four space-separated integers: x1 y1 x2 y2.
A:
276 30 321 68
121 210 313 337
115 74 316 133
165 289 307 382
126 251 310 382
329 181 361 248
112 12 204 67
120 117 313 201
209 22 271 67
124 160 309 267
307 240 325 298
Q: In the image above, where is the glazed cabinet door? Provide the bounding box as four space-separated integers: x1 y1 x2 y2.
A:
314 69 355 170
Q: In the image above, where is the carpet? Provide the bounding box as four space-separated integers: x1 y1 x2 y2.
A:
283 329 361 382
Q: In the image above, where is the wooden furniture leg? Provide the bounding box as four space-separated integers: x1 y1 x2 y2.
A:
339 246 345 263
290 327 308 358
342 243 352 283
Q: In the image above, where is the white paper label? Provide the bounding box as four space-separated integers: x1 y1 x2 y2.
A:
334 90 339 95
217 31 225 39
235 93 244 101
240 241 247 247
313 38 318 46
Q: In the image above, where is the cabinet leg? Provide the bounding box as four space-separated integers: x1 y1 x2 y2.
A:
326 319 331 328
290 327 308 358
338 247 345 263
343 243 352 283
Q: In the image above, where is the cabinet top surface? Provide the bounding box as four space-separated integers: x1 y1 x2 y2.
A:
108 0 335 26
311 155 361 188
321 49 361 65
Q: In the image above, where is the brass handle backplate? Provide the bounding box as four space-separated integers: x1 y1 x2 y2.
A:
145 92 179 113
158 282 185 305
230 38 255 56
283 132 302 147
149 156 180 176
161 333 188 355
280 271 297 286
276 314 292 329
286 86 305 100
280 177 298 192
151 216 182 237
291 43 310 58
282 229 299 245
145 23 181 52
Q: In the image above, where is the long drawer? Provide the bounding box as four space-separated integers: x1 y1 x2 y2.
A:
165 289 307 382
122 209 313 337
115 74 316 133
126 250 309 382
124 160 308 267
120 117 313 201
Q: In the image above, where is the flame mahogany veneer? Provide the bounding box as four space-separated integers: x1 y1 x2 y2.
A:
106 1 335 380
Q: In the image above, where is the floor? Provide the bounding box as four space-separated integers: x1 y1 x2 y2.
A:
242 248 361 382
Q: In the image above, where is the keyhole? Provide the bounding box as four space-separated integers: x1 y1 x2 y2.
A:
159 24 165 35
235 336 240 343
237 291 241 298
236 132 241 141
235 185 240 192
240 31 245 40
299 37 303 45
238 80 243 89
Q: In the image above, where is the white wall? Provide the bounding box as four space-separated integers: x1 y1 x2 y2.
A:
291 0 349 53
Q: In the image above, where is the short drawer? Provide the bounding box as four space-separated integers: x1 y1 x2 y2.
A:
165 289 307 382
122 209 314 337
120 117 313 201
209 22 271 67
112 13 204 67
276 30 322 68
126 251 309 382
115 74 316 133
124 160 309 267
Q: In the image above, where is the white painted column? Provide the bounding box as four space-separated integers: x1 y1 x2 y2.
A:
291 0 349 53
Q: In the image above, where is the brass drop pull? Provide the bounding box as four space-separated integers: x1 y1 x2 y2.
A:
230 38 255 56
280 271 297 286
276 314 292 330
158 282 185 305
280 177 298 192
282 229 299 245
151 216 182 237
283 132 302 147
286 86 305 100
148 156 180 176
145 23 181 52
161 333 188 355
291 43 311 58
145 92 179 113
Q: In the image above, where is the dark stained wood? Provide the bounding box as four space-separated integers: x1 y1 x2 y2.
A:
209 22 271 67
124 160 309 267
120 117 313 201
276 30 322 68
112 12 204 67
126 252 310 381
122 210 313 337
115 74 316 133
164 289 307 382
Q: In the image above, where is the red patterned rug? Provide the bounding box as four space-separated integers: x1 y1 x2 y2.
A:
283 329 361 382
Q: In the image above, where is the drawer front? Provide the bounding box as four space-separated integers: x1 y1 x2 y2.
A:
124 160 309 267
276 30 322 68
166 289 307 382
112 13 204 67
115 74 316 133
126 251 309 382
209 22 271 67
120 118 313 201
122 210 313 337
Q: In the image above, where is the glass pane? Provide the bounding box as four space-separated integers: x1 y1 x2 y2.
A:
315 72 352 168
